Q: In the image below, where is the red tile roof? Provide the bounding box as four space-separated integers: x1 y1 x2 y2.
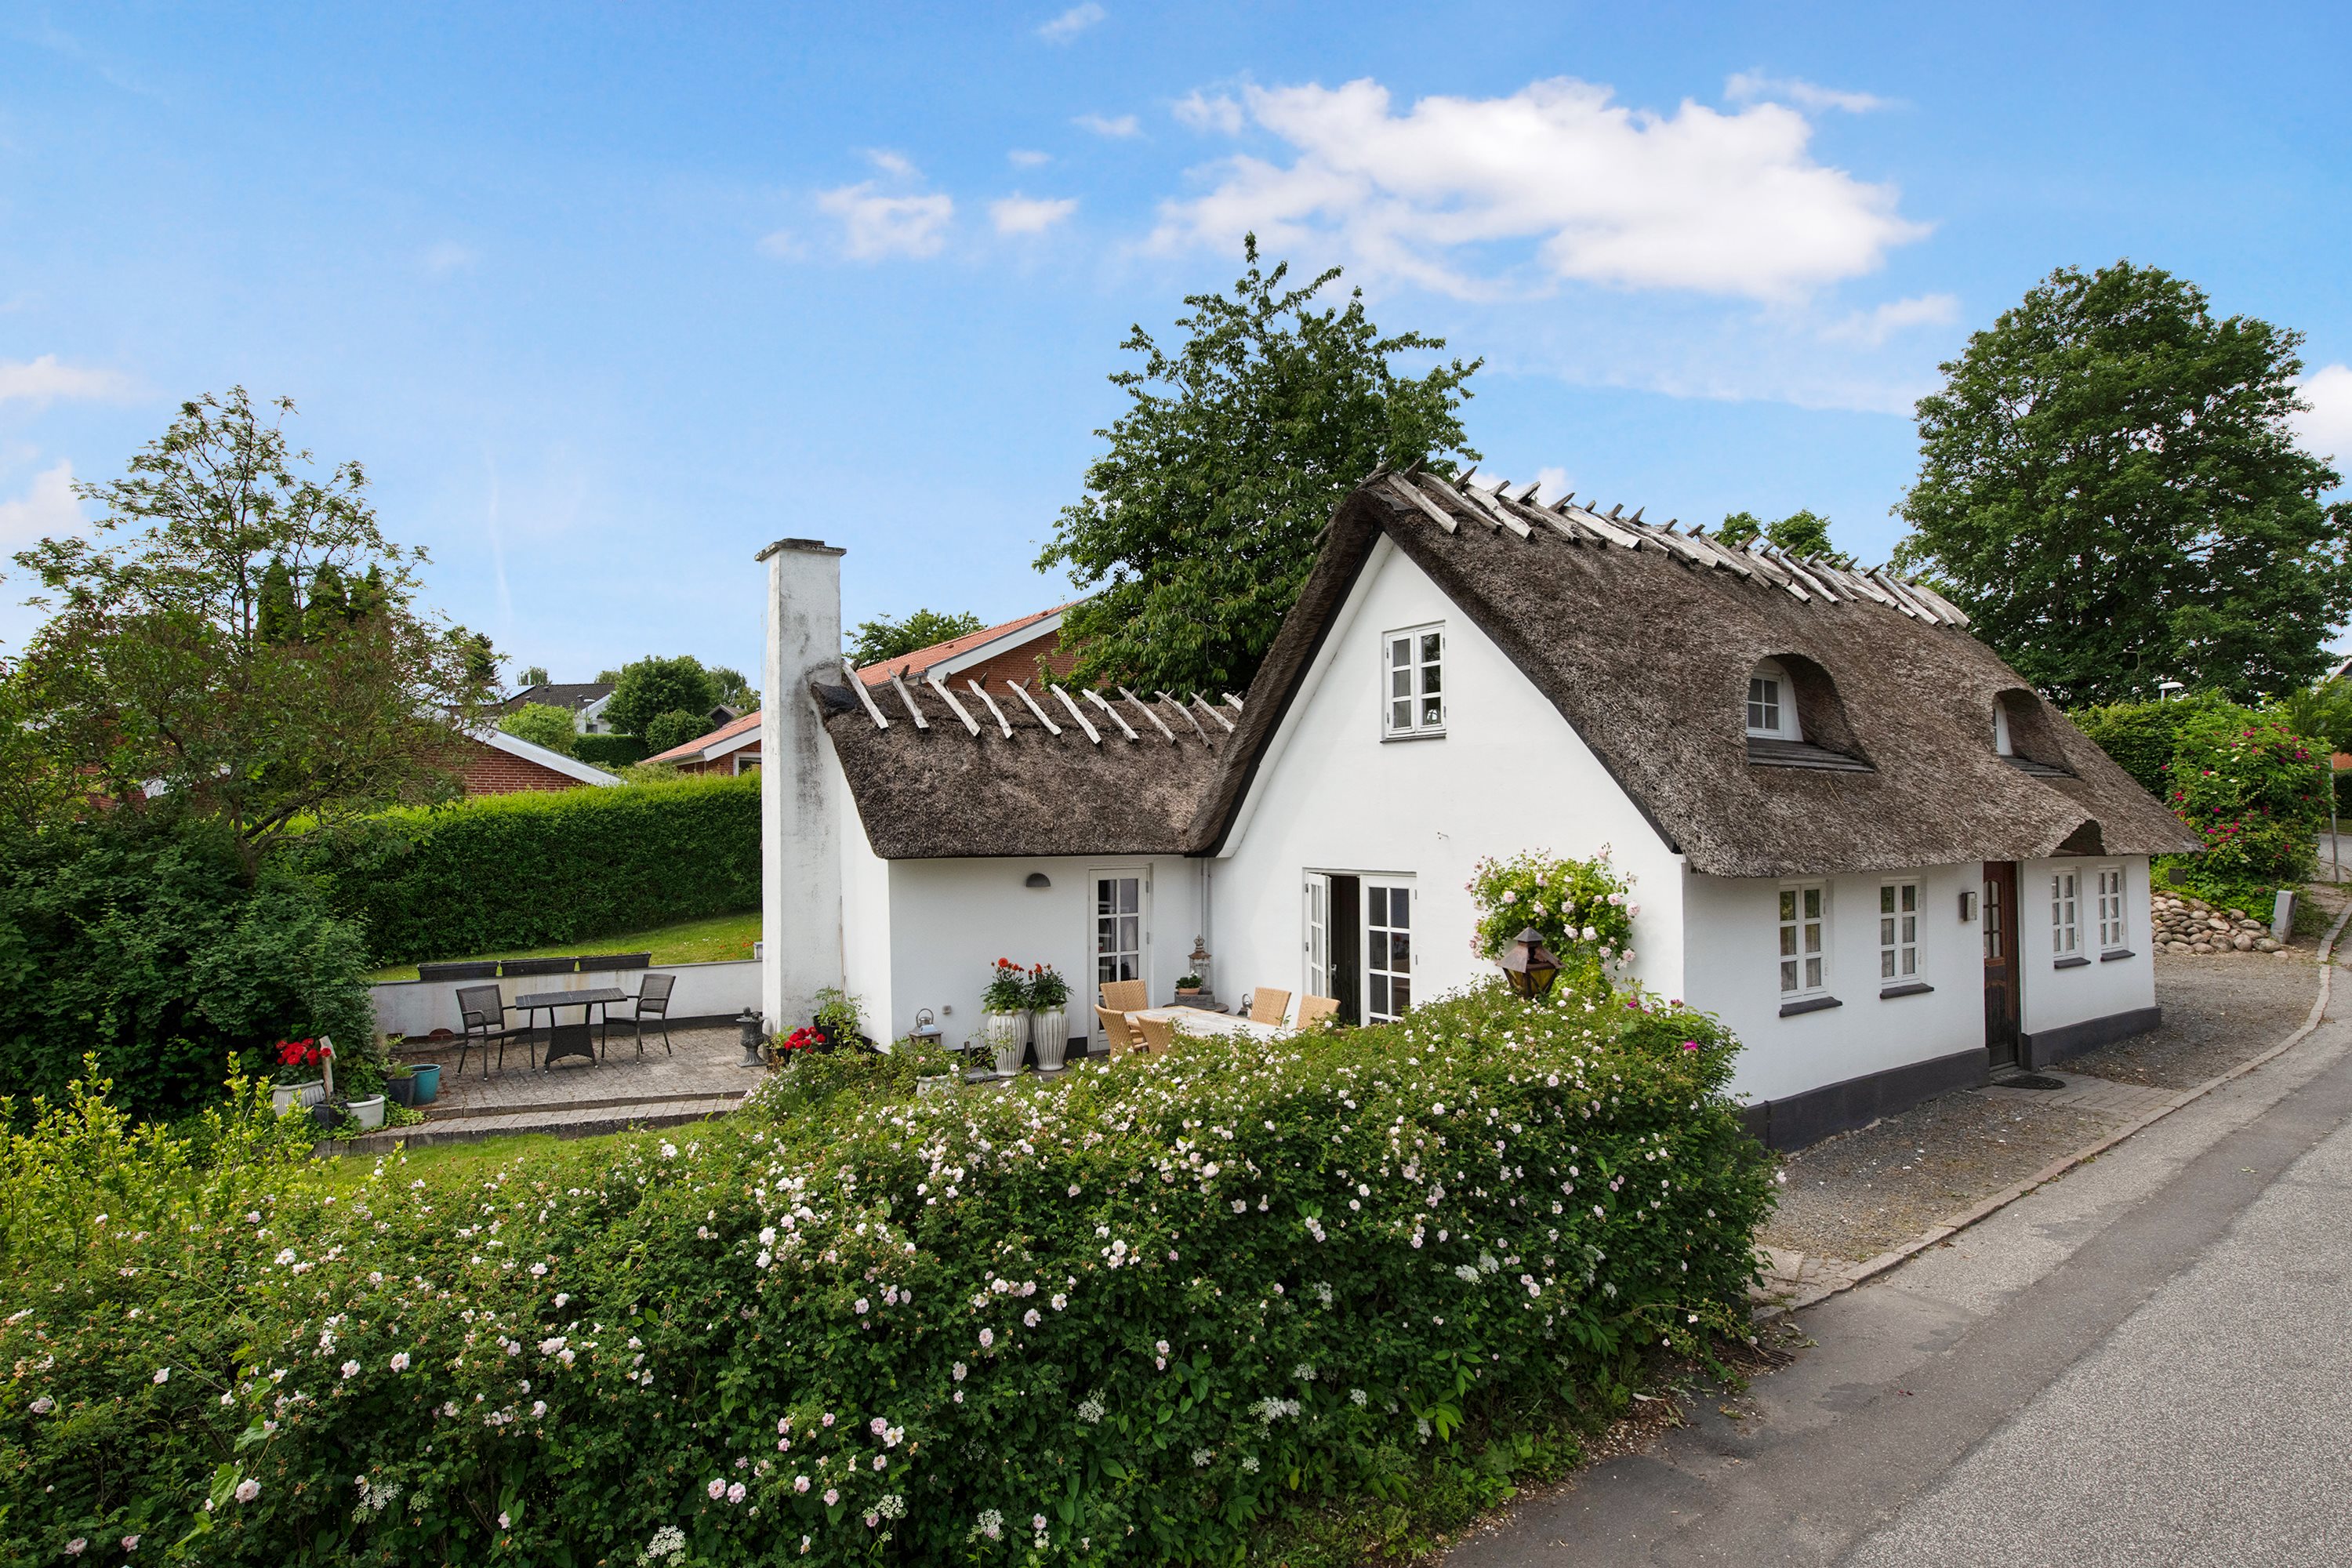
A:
646 707 763 764
854 603 1074 688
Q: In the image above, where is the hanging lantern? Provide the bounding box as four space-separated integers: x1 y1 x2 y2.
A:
1499 927 1562 1000
1187 935 1214 1000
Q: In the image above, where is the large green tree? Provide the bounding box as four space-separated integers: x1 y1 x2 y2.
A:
5 389 496 867
1037 238 1480 695
601 655 720 737
848 609 986 669
1712 507 1855 567
1894 262 2352 706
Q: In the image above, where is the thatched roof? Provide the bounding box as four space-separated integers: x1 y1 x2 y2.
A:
1189 471 2201 877
815 670 1237 859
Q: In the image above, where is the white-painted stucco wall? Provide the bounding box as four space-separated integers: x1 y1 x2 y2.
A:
2018 855 2157 1035
1208 535 1687 1018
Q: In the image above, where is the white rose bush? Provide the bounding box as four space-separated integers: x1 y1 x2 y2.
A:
2 980 1773 1563
1466 850 1639 996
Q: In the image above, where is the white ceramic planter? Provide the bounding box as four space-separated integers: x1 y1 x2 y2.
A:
916 1075 956 1099
983 1011 1027 1076
1031 1007 1069 1071
347 1094 387 1131
271 1080 326 1114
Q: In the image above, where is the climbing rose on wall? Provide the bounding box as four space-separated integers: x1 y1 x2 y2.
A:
1466 849 1638 998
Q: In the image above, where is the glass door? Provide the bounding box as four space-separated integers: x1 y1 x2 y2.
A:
1094 873 1145 989
1364 880 1414 1023
1303 873 1330 999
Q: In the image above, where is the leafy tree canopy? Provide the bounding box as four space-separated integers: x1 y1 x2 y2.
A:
5 389 495 866
499 701 579 755
517 663 551 688
601 655 719 737
706 663 759 710
848 609 986 669
2267 676 2352 757
1894 261 2352 706
642 709 711 754
1711 508 1855 567
1037 236 1479 695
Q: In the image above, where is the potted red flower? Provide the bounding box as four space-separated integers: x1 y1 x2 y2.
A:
269 1039 330 1114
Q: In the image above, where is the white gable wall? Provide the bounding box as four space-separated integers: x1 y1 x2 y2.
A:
1210 535 1687 1014
2017 855 2156 1036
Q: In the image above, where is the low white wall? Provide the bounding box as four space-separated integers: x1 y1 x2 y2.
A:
2019 855 2156 1035
1682 862 1984 1105
371 959 762 1041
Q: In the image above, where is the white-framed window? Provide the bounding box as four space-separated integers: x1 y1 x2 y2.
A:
1382 625 1445 739
1879 880 1922 984
1993 702 2014 756
1365 880 1414 1022
1747 659 1802 740
1778 884 1828 997
2051 869 2081 957
2096 865 2127 953
1093 870 1147 988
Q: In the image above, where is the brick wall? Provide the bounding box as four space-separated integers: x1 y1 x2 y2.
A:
959 632 1080 691
459 738 593 797
677 741 760 776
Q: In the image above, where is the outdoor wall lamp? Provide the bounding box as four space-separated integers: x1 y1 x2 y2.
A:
1500 927 1562 1000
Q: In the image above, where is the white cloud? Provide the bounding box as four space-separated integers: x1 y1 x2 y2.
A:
755 229 808 260
1725 71 1892 114
2293 364 2352 463
866 148 919 178
1149 77 1930 301
1174 90 1244 135
1532 466 1570 504
1036 2 1105 42
1074 111 1141 139
1008 148 1051 168
421 241 476 277
1820 292 1959 346
817 184 955 260
0 354 133 406
991 194 1080 234
0 460 83 549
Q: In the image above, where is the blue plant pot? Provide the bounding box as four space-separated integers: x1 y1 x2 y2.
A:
409 1063 441 1105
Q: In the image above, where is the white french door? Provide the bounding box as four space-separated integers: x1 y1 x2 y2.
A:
1365 879 1414 1023
1302 873 1330 998
1093 870 1147 988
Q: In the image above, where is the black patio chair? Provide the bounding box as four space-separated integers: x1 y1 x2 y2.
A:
613 971 677 1059
454 983 525 1076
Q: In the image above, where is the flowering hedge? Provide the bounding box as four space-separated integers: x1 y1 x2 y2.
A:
1467 850 1636 996
3 985 1772 1564
2158 706 2324 900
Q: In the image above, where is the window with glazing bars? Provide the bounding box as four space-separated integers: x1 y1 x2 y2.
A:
1879 880 1921 982
2096 866 2126 951
1779 884 1827 996
1384 626 1445 738
2051 869 2080 956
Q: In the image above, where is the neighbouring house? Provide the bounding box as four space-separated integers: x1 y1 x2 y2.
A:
753 469 2197 1149
457 727 622 797
495 681 619 735
649 604 1078 777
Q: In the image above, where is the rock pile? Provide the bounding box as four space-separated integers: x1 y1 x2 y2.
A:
2151 892 2286 955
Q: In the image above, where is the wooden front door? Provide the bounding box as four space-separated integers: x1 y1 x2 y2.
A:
1983 861 2021 1071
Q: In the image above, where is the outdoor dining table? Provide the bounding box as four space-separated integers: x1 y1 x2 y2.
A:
1126 1007 1291 1044
513 987 632 1068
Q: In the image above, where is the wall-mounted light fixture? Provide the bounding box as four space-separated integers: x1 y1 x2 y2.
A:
1025 873 1051 888
1958 890 1978 922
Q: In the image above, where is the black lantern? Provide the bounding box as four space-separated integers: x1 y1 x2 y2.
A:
1499 927 1562 1000
737 1010 768 1067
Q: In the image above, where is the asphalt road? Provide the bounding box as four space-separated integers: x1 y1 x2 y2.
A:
1446 1002 2352 1567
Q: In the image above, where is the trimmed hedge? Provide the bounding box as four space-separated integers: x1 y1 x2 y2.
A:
1 982 1775 1565
299 775 758 966
573 734 650 768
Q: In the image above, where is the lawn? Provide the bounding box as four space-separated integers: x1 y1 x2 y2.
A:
365 908 760 982
314 1131 616 1189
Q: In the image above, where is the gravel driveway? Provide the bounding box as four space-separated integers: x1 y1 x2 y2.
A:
1760 939 2325 1265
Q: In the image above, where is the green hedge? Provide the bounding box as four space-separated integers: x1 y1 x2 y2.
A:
299 775 759 966
2071 692 2233 796
0 982 1775 1564
573 734 649 768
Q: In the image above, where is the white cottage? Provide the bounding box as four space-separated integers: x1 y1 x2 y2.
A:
756 468 2198 1148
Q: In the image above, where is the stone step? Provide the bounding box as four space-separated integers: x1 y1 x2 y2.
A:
321 1095 745 1156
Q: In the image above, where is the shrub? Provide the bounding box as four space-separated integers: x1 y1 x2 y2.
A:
604 657 720 739
1467 850 1638 996
642 710 710 756
572 734 650 769
0 811 376 1121
2071 691 2233 796
2157 706 2325 902
497 702 579 757
297 775 758 966
0 982 1773 1564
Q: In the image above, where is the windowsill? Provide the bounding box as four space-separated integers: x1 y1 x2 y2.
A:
1778 995 1844 1017
1381 729 1446 743
2099 948 2135 963
2053 954 2089 969
1878 982 1934 999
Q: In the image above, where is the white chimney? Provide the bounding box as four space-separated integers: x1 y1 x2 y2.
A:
757 537 846 1035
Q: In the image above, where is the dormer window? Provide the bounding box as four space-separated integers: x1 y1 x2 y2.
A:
1746 659 1801 741
1384 624 1445 739
1994 688 2071 777
1993 702 2013 755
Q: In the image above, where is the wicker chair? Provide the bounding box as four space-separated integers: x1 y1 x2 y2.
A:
1294 994 1341 1029
1249 987 1293 1025
1100 978 1147 1014
1093 1004 1141 1054
612 972 677 1058
454 984 523 1076
1134 1014 1178 1054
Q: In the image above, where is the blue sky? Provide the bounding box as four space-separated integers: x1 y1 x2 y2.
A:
3 2 2348 681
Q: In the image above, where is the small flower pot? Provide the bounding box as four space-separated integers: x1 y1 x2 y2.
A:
983 1011 1027 1076
1031 1007 1069 1072
272 1080 326 1114
916 1074 956 1100
346 1094 387 1131
408 1062 441 1105
308 1102 341 1132
387 1075 418 1108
